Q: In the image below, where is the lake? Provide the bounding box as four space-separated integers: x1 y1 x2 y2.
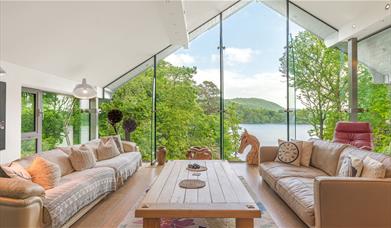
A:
239 123 313 146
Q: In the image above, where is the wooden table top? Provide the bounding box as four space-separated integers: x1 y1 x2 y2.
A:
135 160 261 219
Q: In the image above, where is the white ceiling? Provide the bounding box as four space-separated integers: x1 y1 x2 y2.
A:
0 0 237 87
1 0 390 88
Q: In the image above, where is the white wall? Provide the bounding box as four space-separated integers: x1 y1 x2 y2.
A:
0 61 78 163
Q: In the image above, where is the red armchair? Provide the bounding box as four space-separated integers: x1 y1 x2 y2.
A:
333 121 373 150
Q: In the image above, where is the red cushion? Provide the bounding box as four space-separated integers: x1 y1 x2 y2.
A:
333 121 373 150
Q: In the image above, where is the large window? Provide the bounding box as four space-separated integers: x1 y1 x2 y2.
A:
357 28 391 154
21 88 91 157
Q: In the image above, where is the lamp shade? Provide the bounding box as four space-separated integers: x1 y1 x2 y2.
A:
73 78 97 99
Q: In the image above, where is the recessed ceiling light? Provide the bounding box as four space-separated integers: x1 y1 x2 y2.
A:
386 3 390 10
352 24 356 29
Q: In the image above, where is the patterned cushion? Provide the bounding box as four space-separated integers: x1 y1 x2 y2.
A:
69 145 96 171
361 156 386 178
27 157 61 190
43 167 116 227
275 140 302 167
337 155 363 177
96 138 120 161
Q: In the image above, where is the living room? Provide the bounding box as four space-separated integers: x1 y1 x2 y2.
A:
0 1 390 228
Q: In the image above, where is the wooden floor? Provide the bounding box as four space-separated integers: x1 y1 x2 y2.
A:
72 162 306 228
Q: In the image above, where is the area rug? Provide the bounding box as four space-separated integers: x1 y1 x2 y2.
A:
119 176 277 228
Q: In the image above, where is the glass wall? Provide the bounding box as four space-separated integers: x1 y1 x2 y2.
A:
99 60 154 161
157 17 221 160
223 1 287 162
357 28 391 154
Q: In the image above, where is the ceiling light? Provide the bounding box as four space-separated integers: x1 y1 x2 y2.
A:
73 78 97 99
352 24 356 29
386 3 390 9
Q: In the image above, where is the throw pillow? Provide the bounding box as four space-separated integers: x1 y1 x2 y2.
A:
294 140 314 167
96 138 121 161
101 135 124 153
69 145 96 171
361 156 386 178
338 155 363 177
275 139 302 166
27 157 61 190
0 162 32 180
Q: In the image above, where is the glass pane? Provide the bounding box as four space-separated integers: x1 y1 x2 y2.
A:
158 17 220 160
358 28 391 154
72 100 90 144
42 92 75 151
99 59 153 161
21 139 37 157
288 2 348 141
223 1 287 162
21 91 36 133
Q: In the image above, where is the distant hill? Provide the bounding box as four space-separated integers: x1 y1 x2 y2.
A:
225 98 283 111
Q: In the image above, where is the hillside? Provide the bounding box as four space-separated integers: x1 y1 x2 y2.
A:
225 98 283 111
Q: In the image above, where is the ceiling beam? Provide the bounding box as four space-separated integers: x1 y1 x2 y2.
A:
159 0 189 48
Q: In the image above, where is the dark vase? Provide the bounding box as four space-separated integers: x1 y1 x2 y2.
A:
157 146 166 165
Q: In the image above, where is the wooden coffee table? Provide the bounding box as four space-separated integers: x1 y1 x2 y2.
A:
135 160 261 228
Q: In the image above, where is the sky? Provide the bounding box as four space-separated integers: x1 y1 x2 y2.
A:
165 2 305 108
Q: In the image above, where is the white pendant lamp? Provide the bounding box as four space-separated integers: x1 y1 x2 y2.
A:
73 78 97 99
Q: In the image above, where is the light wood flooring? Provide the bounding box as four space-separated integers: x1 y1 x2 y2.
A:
72 162 306 228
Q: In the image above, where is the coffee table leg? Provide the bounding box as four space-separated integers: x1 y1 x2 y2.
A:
236 218 254 228
143 218 160 228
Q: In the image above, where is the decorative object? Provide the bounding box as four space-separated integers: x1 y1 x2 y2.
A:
27 157 61 190
72 78 97 99
338 155 363 177
179 179 206 189
156 146 166 165
107 109 123 134
122 118 137 141
186 163 207 172
0 81 5 150
238 129 261 165
275 140 301 166
186 146 212 160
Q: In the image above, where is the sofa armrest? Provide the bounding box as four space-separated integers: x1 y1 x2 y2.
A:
0 178 45 199
259 146 278 163
122 141 138 152
314 176 391 228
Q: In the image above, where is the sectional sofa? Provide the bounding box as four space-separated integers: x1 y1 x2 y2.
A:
0 139 142 228
259 139 391 228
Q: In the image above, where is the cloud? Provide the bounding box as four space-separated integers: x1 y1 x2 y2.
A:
165 53 195 67
212 47 260 65
194 68 306 108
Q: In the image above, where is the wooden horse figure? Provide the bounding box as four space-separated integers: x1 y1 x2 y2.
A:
238 129 260 165
187 146 212 160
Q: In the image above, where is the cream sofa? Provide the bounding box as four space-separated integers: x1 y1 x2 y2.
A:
259 139 391 228
0 139 142 228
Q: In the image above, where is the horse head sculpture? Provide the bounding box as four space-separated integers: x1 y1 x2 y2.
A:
238 129 260 165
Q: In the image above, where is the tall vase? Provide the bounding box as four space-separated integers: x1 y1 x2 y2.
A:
157 146 166 165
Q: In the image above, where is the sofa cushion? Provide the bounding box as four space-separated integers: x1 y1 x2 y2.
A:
310 140 349 176
362 156 386 178
0 162 31 180
337 147 391 178
275 177 315 227
43 167 116 228
69 145 96 171
96 138 120 161
260 162 327 189
27 157 61 190
38 149 74 176
275 140 302 166
95 152 142 185
101 135 124 153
